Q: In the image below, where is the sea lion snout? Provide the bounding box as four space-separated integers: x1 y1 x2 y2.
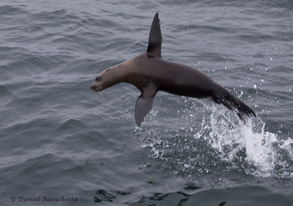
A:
90 83 101 92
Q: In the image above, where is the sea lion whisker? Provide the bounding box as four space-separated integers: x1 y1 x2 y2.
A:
95 91 103 100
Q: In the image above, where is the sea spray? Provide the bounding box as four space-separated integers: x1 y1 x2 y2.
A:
195 103 293 178
136 100 292 178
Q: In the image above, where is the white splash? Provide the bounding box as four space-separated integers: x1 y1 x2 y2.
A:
195 104 293 177
135 98 292 178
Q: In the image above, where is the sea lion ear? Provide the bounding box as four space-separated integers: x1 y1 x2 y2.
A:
135 85 157 127
146 13 162 58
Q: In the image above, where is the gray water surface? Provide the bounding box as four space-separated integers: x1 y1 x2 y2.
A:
0 0 292 205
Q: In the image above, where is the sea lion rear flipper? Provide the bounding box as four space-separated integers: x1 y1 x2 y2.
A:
211 84 256 121
135 85 157 127
147 13 162 58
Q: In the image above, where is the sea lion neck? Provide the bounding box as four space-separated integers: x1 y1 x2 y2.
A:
120 54 158 91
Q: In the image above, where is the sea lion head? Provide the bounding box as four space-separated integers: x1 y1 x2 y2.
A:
91 63 126 92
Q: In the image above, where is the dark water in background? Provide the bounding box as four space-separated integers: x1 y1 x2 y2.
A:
0 0 292 205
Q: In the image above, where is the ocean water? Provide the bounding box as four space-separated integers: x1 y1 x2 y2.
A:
0 0 292 205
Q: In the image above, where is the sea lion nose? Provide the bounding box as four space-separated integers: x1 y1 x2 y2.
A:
91 84 97 91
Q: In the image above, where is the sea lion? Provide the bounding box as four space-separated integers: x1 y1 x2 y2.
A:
91 13 256 126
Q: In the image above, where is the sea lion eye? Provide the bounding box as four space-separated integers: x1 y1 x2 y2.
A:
95 76 101 81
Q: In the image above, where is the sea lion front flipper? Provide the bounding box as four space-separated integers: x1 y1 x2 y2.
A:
146 13 162 58
135 85 157 127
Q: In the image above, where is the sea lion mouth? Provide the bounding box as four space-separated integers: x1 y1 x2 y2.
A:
90 84 102 92
91 84 104 99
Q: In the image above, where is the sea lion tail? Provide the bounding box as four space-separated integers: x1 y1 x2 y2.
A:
211 84 256 121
